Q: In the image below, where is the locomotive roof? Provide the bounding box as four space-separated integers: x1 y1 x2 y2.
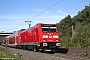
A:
20 23 56 33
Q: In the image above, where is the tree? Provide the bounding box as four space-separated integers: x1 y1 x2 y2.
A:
58 5 90 48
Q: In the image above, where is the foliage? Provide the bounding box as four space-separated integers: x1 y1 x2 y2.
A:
0 48 25 60
58 5 90 48
0 36 5 42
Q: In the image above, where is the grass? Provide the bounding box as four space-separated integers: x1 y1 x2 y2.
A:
0 48 25 60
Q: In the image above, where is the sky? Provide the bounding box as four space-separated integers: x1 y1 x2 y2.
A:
0 0 90 32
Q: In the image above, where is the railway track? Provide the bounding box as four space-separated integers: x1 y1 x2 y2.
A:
0 46 90 60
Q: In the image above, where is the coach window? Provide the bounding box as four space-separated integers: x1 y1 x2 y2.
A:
36 28 38 33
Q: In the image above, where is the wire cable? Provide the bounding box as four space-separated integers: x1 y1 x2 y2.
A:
4 0 63 32
30 0 63 20
23 0 50 21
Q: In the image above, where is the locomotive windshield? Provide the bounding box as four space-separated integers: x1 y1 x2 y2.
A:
42 27 56 32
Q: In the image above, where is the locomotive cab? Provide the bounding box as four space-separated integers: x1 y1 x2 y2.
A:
37 24 61 52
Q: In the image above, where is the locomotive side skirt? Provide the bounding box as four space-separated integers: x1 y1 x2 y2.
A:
18 42 38 45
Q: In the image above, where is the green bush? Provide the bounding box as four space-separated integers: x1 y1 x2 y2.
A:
0 48 25 60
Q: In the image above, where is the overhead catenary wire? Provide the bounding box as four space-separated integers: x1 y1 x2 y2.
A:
23 0 50 20
4 0 63 32
14 0 63 31
24 0 63 30
29 0 63 20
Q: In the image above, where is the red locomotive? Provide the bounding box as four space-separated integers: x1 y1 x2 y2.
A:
1 23 60 53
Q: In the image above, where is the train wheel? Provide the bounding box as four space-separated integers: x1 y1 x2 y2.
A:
34 47 38 52
30 46 34 51
34 48 37 52
22 46 26 50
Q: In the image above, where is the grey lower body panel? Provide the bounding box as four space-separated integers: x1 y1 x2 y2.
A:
18 42 38 46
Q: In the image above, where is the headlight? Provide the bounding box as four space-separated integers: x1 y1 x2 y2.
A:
43 43 47 46
56 43 60 46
